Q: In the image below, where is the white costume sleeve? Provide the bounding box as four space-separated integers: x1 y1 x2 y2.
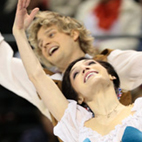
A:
54 100 92 142
0 33 51 120
107 49 142 91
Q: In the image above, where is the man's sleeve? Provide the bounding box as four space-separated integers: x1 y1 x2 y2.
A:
0 33 51 120
107 49 142 91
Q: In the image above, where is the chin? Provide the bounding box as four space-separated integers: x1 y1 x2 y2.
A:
88 77 107 87
52 57 63 65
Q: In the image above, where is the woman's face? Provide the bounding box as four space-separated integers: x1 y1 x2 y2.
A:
70 59 112 102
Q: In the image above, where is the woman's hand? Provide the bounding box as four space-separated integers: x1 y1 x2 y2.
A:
13 0 39 34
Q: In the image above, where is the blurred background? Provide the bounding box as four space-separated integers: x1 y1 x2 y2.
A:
0 0 142 142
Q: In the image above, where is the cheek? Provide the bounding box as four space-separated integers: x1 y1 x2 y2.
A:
71 79 80 92
56 33 67 41
41 49 49 58
72 80 85 96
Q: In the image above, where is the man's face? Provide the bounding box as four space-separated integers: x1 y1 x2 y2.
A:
37 25 80 70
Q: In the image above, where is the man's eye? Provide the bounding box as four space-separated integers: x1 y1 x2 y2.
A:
38 42 43 49
73 72 78 79
49 33 55 37
88 61 96 65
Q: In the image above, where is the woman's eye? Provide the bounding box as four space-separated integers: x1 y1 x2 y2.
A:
73 72 78 79
88 61 96 65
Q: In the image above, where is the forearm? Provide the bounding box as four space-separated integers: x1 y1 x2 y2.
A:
13 0 69 121
13 30 44 79
13 29 68 121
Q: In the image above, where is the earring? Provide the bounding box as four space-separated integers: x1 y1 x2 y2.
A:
117 88 122 100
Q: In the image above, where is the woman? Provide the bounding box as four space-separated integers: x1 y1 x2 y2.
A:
58 58 142 142
13 0 142 141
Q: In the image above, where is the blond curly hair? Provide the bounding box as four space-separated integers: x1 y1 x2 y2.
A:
28 11 95 70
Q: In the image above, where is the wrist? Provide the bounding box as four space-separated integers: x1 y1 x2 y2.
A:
13 27 25 37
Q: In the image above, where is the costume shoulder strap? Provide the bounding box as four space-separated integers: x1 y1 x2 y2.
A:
43 68 55 75
93 48 113 61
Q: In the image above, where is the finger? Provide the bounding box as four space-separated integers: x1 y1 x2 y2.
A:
17 0 23 11
30 8 39 20
23 0 27 8
17 0 27 11
25 0 31 8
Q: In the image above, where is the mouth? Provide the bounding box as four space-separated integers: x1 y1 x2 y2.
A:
49 46 59 56
84 71 98 83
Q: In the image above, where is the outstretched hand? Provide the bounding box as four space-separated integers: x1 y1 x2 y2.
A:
13 0 39 33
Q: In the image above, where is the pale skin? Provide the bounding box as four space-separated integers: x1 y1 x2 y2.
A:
12 0 86 123
37 25 85 72
13 0 134 136
13 0 68 121
14 0 86 73
70 60 134 135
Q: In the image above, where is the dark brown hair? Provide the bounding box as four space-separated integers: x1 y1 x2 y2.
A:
62 57 120 104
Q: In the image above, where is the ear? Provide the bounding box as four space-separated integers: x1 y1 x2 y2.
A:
78 96 84 105
109 75 116 81
72 30 79 41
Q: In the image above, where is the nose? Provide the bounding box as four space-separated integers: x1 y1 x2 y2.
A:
82 67 90 74
43 40 50 48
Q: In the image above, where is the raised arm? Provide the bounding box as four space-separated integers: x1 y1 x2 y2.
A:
12 0 68 121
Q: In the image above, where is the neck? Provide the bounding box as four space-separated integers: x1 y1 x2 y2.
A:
87 86 124 118
58 50 85 73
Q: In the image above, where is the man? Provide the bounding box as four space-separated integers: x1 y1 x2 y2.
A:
0 0 142 124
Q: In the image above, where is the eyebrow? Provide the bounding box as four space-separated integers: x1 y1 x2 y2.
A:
70 60 87 74
44 28 54 34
